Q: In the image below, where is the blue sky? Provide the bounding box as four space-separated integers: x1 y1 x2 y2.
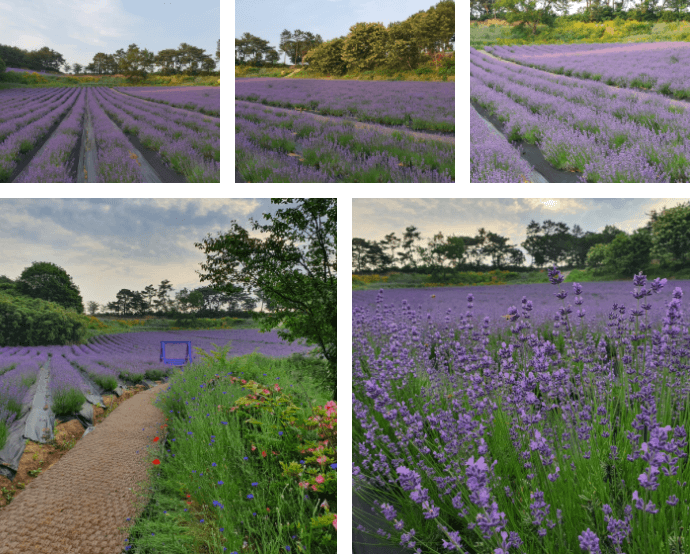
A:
352 198 690 266
235 0 455 64
0 199 290 312
0 0 220 71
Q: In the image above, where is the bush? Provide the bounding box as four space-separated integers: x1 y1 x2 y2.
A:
0 292 89 346
0 55 5 75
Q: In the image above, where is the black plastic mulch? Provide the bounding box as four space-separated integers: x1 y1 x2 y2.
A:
471 100 584 183
121 125 188 183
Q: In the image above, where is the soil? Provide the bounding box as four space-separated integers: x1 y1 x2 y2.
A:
0 382 159 510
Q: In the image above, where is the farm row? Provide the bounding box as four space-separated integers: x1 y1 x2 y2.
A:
235 78 454 183
484 42 690 100
0 329 313 455
0 86 220 183
470 47 690 183
112 86 220 117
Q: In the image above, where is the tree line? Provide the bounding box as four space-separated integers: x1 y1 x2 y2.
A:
235 0 454 74
472 0 690 35
353 202 690 277
0 268 268 317
0 41 220 80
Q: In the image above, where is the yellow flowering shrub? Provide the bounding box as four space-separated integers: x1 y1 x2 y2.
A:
352 274 389 285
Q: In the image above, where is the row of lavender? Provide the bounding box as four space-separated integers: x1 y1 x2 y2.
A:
485 42 690 99
236 101 454 183
470 48 690 182
353 272 690 553
470 105 532 183
0 87 81 182
90 87 219 182
352 278 690 336
0 329 314 430
113 86 220 117
1 87 220 182
235 79 454 133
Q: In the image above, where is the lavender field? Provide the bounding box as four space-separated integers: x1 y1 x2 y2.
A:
470 44 690 183
0 328 312 428
235 78 455 183
484 43 690 99
0 86 220 183
353 268 690 554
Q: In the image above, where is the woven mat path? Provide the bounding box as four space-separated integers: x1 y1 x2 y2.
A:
0 382 171 554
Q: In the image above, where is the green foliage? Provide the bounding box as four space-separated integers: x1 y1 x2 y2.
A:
302 37 349 76
15 261 84 314
585 243 609 269
603 231 652 276
381 19 427 72
0 55 5 75
650 201 690 266
194 199 337 400
0 291 89 346
340 22 391 72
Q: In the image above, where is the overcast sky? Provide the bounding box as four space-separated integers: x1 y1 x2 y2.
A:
0 199 289 312
235 0 454 64
352 198 690 266
0 0 219 70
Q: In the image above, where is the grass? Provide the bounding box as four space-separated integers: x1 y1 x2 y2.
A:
352 269 689 554
470 17 690 50
0 70 220 90
117 344 337 554
0 329 337 553
79 314 262 343
352 265 690 290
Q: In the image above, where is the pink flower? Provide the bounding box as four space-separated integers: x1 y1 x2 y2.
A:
315 475 325 484
333 514 337 530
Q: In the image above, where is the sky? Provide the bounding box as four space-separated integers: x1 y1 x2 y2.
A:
0 199 296 313
0 0 220 71
352 198 690 266
235 0 454 65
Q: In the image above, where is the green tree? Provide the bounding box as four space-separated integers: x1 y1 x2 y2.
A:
195 199 337 400
400 225 422 267
341 22 391 72
16 261 84 314
380 233 402 268
433 235 466 270
586 243 610 270
601 229 653 276
495 0 561 34
87 301 100 315
0 55 6 75
352 238 371 272
650 202 690 267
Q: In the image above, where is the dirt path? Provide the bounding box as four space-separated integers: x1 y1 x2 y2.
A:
0 382 171 554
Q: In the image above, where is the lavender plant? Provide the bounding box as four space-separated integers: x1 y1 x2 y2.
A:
470 48 690 183
353 267 689 554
